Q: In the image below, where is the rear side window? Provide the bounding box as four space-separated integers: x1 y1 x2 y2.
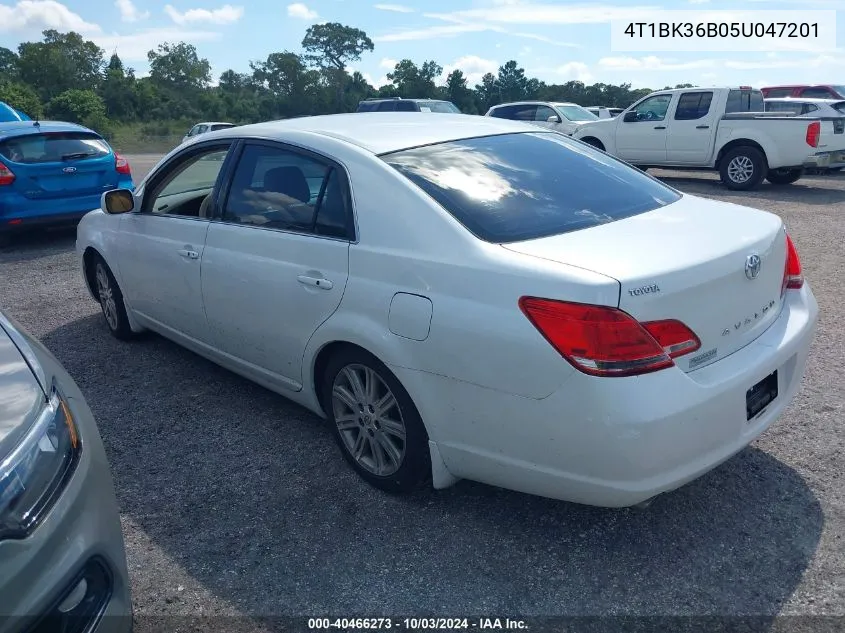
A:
395 100 418 112
674 92 713 120
376 101 397 112
0 132 110 164
799 88 834 99
726 90 764 113
489 105 514 119
383 132 681 243
358 102 379 112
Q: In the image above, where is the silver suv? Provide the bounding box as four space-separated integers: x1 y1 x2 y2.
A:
485 101 598 135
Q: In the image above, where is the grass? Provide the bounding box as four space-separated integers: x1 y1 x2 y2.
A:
107 121 190 154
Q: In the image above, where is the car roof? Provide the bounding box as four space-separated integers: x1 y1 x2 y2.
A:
207 112 540 155
0 120 96 139
193 121 234 126
764 97 843 104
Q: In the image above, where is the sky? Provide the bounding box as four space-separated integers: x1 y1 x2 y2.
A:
0 0 842 91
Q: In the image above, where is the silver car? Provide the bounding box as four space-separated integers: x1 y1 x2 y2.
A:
485 101 598 135
0 310 131 633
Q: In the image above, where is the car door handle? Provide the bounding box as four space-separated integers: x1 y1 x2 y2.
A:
297 275 333 290
696 125 710 129
177 249 199 259
654 126 666 130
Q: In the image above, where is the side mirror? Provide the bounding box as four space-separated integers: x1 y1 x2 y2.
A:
547 115 562 123
623 111 638 123
102 189 135 215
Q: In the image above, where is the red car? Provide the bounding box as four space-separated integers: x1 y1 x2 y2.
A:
761 84 845 99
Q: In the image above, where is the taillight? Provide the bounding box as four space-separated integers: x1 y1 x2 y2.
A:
806 121 820 147
784 234 804 290
518 297 700 378
114 153 131 175
0 163 15 186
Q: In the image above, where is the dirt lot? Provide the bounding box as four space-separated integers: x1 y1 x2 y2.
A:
1 156 843 628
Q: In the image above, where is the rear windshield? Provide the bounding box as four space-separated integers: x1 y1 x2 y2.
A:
417 101 461 113
726 89 765 113
383 132 681 243
0 132 110 164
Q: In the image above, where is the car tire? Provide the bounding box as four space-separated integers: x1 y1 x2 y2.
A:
719 146 767 190
766 168 803 185
93 256 133 340
322 347 431 494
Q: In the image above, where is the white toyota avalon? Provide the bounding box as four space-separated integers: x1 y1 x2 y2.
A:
76 113 818 507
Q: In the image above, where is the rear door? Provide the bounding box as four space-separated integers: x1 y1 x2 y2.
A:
201 140 352 388
665 91 718 164
0 130 119 201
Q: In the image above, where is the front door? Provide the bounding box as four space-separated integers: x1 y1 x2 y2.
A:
615 93 673 163
201 141 352 389
115 143 233 345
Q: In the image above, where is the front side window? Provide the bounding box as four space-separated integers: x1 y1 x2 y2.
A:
145 146 231 217
629 95 672 122
535 105 558 122
222 144 351 237
674 92 713 120
383 132 680 243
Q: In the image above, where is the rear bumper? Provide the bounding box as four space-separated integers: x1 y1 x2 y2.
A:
394 284 818 507
0 210 91 233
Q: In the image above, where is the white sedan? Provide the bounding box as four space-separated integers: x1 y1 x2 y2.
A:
76 113 818 508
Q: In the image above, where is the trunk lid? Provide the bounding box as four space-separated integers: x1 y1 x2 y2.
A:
0 131 118 200
502 195 787 372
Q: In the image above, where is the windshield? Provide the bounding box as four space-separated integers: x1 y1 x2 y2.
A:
554 104 598 121
0 132 110 164
383 132 680 243
418 101 461 113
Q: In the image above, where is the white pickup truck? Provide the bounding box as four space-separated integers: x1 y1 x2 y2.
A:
572 87 838 190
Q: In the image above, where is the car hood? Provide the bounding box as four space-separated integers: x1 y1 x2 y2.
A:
572 118 616 135
0 314 46 457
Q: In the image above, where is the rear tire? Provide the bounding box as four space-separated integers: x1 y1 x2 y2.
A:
766 168 803 185
322 347 431 494
719 146 767 191
93 256 133 340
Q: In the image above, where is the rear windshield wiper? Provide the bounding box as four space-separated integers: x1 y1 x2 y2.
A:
61 151 97 161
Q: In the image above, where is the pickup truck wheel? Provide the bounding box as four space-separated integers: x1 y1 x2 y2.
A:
766 168 803 185
720 146 766 191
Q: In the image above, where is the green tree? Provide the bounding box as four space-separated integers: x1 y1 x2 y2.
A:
0 47 19 80
444 69 476 113
474 72 499 112
17 30 104 102
147 42 211 90
302 22 373 106
0 81 42 118
47 88 110 134
387 59 442 98
100 53 137 120
496 60 530 103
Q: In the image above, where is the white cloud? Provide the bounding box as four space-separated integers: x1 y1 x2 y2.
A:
427 3 661 26
374 22 491 42
0 0 100 33
287 2 318 19
723 54 836 70
555 61 593 82
365 73 391 89
164 4 243 25
93 27 221 61
512 31 579 47
440 55 499 86
688 0 709 3
373 3 415 12
379 57 397 70
115 0 148 22
598 55 715 71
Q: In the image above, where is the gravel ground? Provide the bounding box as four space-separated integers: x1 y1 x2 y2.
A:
1 156 843 630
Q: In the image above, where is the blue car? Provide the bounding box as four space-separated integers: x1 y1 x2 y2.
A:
0 121 134 245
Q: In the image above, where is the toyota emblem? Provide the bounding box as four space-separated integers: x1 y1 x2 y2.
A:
745 254 761 280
